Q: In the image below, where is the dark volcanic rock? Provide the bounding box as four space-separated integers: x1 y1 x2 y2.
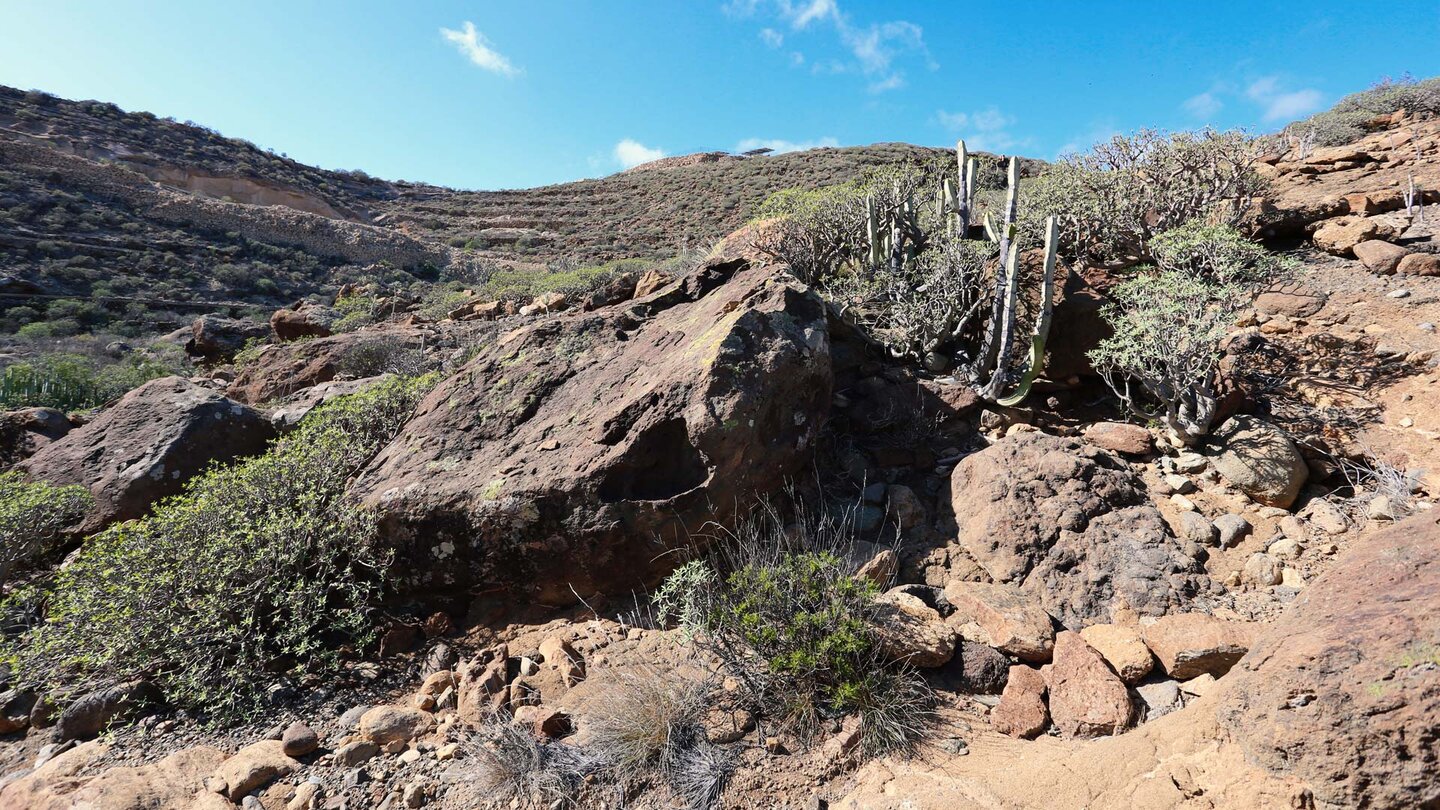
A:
18 377 275 531
949 433 1207 628
353 259 832 603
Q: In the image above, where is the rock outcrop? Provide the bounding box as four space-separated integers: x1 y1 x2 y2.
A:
352 259 832 602
0 407 72 466
185 315 270 361
1204 415 1308 509
949 434 1208 627
1217 513 1440 809
18 377 275 531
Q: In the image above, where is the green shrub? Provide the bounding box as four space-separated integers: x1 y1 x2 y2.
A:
655 504 932 758
1089 270 1243 445
332 293 378 332
4 374 436 717
0 473 91 582
1027 129 1265 264
1285 75 1440 148
1148 222 1292 287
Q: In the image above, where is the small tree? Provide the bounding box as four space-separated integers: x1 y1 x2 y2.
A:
1089 271 1241 445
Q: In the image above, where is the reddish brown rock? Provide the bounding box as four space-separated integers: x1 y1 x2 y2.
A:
210 740 299 799
0 407 72 466
353 260 832 603
1046 631 1135 739
1141 613 1254 680
1397 252 1440 277
1082 422 1153 456
1253 286 1328 318
0 743 226 810
944 580 1055 663
1352 239 1411 274
226 325 428 404
1311 216 1379 255
949 433 1207 627
991 665 1049 739
18 377 275 532
185 315 269 361
270 301 337 341
873 588 956 668
1218 513 1440 809
1079 623 1154 685
358 705 435 747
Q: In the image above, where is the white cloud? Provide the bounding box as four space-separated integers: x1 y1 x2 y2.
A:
440 21 519 77
1183 91 1223 118
737 1 930 93
613 138 666 168
736 136 840 154
935 107 1027 152
1246 76 1324 122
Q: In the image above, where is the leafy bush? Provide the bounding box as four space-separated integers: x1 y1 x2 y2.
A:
0 352 181 410
338 334 433 377
0 473 91 582
1148 221 1291 287
1089 271 1243 445
1285 75 1440 148
331 293 378 332
4 374 435 717
655 504 933 758
1027 129 1266 264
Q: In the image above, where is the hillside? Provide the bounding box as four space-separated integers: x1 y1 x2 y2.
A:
0 86 987 339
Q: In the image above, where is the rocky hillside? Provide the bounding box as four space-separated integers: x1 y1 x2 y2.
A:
1 86 976 339
1 82 1439 810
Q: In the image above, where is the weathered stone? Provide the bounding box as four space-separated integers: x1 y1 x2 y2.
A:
1243 552 1283 587
1046 631 1134 739
1082 422 1153 456
991 665 1048 739
1205 415 1307 509
353 260 832 602
332 740 378 767
886 484 925 529
280 721 318 757
1254 287 1327 318
211 740 299 799
0 688 36 734
270 302 337 341
0 407 73 467
873 588 955 668
944 580 1054 663
18 377 275 532
1397 252 1440 276
1311 216 1379 255
1078 624 1154 685
186 315 270 361
1141 613 1253 680
940 640 1010 695
1213 514 1252 547
1214 523 1440 810
1133 678 1183 721
0 743 227 810
949 434 1207 627
1352 239 1411 274
1175 512 1218 546
357 706 434 747
55 680 160 742
853 549 898 587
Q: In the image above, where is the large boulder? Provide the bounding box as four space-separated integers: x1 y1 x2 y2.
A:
0 407 72 466
1217 513 1440 809
18 377 276 531
1141 613 1254 680
226 325 428 404
949 433 1207 627
1352 239 1410 274
184 315 269 361
943 580 1055 663
352 259 832 603
1204 415 1307 509
270 302 338 341
872 588 956 668
0 743 227 810
1397 252 1440 276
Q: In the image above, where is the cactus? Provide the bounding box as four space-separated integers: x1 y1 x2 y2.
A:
996 215 1060 406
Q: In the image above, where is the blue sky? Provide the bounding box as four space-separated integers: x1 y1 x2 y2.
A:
3 1 1439 190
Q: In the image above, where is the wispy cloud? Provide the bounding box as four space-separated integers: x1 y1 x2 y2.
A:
1246 76 1324 122
736 136 840 154
731 1 932 93
614 138 666 168
935 107 1029 153
440 21 519 77
1182 90 1223 119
